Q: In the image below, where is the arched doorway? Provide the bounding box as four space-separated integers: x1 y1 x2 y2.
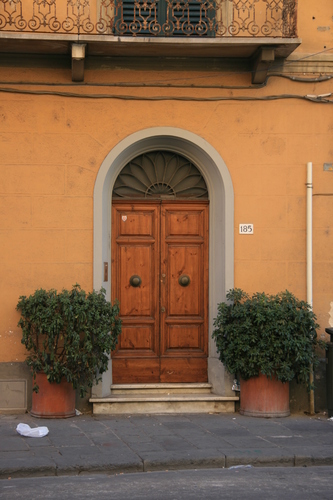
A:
111 151 209 383
93 128 234 397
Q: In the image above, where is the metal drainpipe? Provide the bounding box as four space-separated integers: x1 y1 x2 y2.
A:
307 161 315 415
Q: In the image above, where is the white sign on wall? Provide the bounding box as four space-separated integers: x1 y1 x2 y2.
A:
239 224 254 234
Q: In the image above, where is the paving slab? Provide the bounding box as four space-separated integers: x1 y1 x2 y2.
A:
172 433 235 450
224 448 295 468
0 456 57 479
53 451 143 475
0 437 29 452
141 449 226 471
222 435 281 448
1 412 333 479
266 435 319 447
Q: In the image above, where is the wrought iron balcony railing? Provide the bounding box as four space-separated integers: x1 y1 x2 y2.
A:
0 0 297 38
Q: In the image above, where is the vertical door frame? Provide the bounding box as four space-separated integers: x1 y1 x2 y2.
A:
93 127 234 398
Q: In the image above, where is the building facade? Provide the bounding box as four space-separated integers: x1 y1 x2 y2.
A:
0 0 332 413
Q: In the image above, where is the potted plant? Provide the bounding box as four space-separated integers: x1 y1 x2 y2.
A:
213 289 324 417
17 284 121 418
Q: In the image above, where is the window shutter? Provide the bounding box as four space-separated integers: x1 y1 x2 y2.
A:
167 0 214 37
115 0 214 36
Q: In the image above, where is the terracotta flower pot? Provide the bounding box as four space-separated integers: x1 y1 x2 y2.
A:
31 372 76 418
240 373 290 418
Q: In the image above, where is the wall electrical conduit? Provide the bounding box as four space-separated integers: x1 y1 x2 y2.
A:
307 161 315 415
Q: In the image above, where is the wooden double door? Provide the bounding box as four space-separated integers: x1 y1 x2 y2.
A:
111 200 209 384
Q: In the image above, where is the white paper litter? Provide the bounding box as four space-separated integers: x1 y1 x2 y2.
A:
229 465 253 470
16 423 49 438
328 417 333 421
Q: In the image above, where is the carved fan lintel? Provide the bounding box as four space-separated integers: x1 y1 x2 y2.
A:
112 151 208 199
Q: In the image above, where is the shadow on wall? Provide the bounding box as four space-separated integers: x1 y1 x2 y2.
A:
314 359 327 413
289 359 327 414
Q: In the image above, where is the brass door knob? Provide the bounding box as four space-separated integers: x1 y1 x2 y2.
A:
178 274 190 287
129 275 142 287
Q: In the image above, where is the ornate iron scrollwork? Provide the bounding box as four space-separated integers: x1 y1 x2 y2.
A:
0 0 297 38
0 1 298 38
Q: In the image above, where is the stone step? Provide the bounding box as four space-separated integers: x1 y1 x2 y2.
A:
90 393 239 415
111 383 213 395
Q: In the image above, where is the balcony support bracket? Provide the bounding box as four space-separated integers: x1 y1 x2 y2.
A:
252 47 275 84
72 43 86 82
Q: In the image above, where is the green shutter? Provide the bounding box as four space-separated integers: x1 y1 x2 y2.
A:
115 0 215 37
166 0 214 37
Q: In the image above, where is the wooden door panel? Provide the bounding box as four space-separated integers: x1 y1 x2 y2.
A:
162 320 205 356
118 325 157 353
160 358 207 383
160 202 209 381
119 244 154 317
167 244 203 317
112 203 160 383
166 324 203 350
112 358 160 384
117 211 154 237
165 210 204 237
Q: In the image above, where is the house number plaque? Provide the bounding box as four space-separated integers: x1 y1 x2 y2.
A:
239 224 254 234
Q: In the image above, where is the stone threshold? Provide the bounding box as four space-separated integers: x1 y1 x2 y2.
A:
110 383 213 394
90 383 239 414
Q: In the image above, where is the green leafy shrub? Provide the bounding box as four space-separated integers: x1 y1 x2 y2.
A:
212 289 325 387
17 284 121 397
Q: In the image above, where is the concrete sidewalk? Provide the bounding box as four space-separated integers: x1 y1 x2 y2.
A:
1 412 333 479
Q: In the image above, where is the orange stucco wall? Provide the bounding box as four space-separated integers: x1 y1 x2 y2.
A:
1 82 332 361
297 0 332 54
0 0 332 374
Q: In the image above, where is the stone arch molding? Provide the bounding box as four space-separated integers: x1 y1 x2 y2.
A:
93 127 234 398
